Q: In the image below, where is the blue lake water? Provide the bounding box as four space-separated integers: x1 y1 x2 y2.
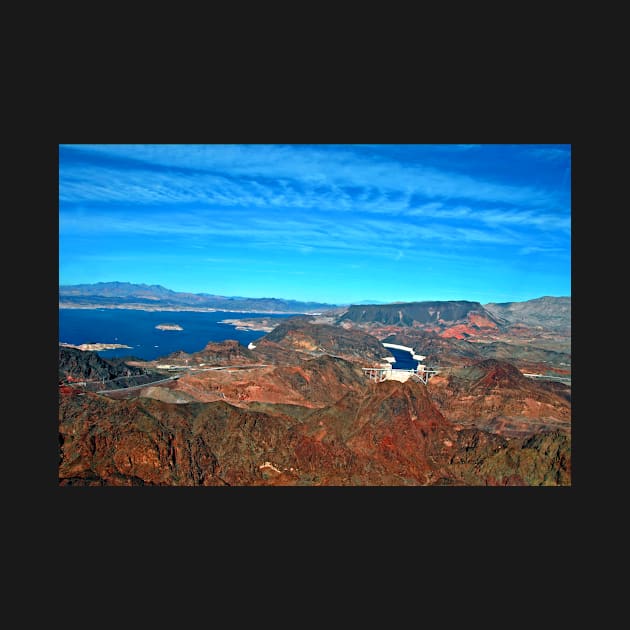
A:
58 309 294 360
387 347 420 370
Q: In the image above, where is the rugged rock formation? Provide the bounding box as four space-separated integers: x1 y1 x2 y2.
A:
59 375 571 486
165 354 370 408
59 346 150 384
294 380 454 484
262 317 387 363
59 393 297 486
58 311 571 486
484 296 571 334
247 338 313 365
163 340 258 366
427 359 571 438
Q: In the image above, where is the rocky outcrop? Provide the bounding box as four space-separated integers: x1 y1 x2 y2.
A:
59 375 571 486
447 429 571 485
427 359 571 437
58 315 571 486
59 346 149 383
262 318 387 363
168 354 370 408
164 339 258 366
59 394 297 486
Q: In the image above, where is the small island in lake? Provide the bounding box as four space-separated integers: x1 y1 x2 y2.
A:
155 323 183 331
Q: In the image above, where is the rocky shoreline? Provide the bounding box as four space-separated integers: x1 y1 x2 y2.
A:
59 342 132 352
219 318 278 332
59 302 318 314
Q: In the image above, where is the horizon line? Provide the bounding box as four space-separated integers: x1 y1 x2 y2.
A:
58 280 571 306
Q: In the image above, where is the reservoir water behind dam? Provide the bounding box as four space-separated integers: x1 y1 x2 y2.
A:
59 308 294 360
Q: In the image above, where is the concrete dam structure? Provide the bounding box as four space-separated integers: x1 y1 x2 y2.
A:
363 343 439 384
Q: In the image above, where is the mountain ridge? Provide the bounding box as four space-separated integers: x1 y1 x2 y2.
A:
338 300 505 328
484 296 571 333
59 281 337 313
58 312 571 485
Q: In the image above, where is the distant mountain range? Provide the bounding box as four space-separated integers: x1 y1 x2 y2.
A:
59 282 336 313
59 283 570 333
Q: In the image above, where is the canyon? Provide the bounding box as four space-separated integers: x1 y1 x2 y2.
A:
58 296 571 486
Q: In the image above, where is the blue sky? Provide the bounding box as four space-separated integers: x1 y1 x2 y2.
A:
59 144 571 305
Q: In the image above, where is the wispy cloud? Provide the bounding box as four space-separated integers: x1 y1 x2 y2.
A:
519 245 567 255
406 203 570 232
527 146 571 162
60 144 566 211
59 144 572 302
62 204 549 265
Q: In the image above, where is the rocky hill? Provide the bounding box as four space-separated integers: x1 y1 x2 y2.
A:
59 346 150 384
157 354 371 409
484 296 571 333
58 304 571 486
262 317 388 363
59 377 570 486
162 340 258 366
427 359 571 438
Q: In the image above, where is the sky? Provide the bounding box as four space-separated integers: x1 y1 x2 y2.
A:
59 144 571 305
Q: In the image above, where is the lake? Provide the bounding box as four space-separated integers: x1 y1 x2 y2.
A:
58 309 294 360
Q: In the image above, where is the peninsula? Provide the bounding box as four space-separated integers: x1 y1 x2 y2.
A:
219 317 279 332
59 342 132 352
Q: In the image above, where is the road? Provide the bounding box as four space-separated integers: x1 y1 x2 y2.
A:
523 373 571 385
92 364 271 394
153 364 270 373
97 375 182 394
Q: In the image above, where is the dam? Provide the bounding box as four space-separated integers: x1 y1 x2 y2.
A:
363 342 439 384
